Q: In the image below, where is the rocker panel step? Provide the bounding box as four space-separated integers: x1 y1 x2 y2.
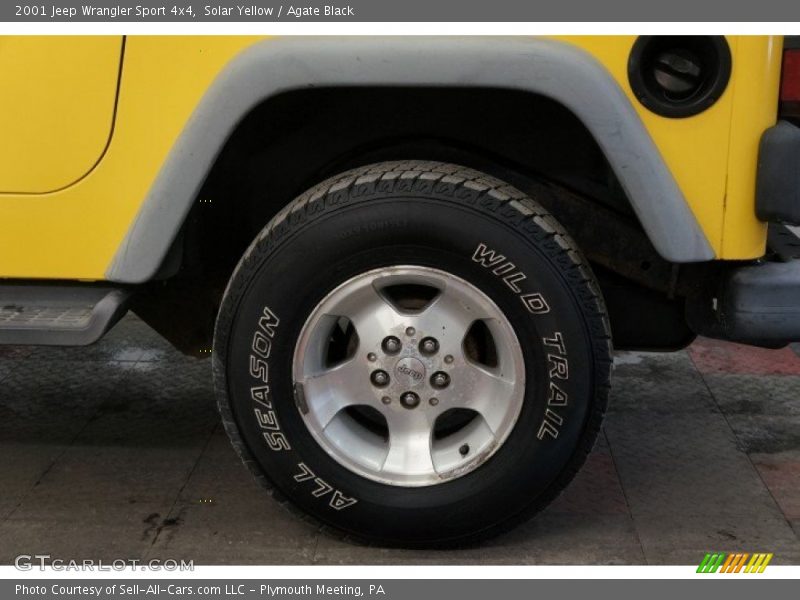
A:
0 284 130 346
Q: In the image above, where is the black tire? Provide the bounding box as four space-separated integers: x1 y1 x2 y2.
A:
213 161 612 547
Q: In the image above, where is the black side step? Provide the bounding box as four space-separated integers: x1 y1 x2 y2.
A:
0 284 131 346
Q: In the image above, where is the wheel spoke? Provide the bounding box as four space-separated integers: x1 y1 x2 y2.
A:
381 410 437 476
415 286 490 356
326 281 404 349
449 362 517 435
300 358 371 429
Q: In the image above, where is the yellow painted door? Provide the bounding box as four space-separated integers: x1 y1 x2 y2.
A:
0 36 123 193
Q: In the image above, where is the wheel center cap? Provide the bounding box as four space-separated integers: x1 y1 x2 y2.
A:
394 357 426 387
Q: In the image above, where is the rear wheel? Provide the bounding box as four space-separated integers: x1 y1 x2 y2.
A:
214 161 612 546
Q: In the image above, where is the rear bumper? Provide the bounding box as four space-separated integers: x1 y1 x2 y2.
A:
756 120 800 225
687 254 800 347
706 120 800 346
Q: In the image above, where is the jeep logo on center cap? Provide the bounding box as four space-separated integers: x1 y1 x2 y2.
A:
395 357 425 386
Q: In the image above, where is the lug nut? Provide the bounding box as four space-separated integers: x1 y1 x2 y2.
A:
419 337 439 355
382 336 401 354
430 371 450 389
400 391 421 409
371 369 390 387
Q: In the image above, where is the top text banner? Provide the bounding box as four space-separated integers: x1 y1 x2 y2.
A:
4 0 800 22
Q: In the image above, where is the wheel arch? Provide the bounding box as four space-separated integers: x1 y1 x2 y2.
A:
106 37 714 284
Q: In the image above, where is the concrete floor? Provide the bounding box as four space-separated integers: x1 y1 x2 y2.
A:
0 314 798 565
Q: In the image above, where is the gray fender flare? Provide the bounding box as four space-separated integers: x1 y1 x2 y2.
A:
107 37 715 283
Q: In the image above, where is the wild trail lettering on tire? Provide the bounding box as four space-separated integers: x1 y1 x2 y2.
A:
472 243 551 315
471 241 570 441
540 332 569 440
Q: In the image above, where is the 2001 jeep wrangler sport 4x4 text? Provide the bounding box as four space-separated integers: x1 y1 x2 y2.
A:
1 35 799 546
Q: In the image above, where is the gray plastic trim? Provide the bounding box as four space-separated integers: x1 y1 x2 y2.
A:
0 285 130 346
107 37 715 283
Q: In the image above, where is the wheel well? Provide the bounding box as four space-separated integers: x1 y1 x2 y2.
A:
131 86 695 354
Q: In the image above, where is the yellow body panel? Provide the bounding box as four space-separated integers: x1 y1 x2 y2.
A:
560 36 781 258
0 36 258 279
0 36 122 193
0 35 782 280
722 36 783 257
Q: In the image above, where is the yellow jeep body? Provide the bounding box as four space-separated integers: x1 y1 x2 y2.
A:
0 35 783 281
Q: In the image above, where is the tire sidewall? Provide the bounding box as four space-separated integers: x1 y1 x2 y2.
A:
216 186 603 545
